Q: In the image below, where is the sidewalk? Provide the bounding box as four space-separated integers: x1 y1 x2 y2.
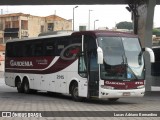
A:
145 91 160 96
0 72 4 78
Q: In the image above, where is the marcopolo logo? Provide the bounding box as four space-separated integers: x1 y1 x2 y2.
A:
10 60 33 67
60 43 81 60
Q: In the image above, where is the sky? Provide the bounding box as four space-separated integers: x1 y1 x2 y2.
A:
0 5 160 30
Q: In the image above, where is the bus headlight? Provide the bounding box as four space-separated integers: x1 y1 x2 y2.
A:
137 85 145 89
101 85 114 90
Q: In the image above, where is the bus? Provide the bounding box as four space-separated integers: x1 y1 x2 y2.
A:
5 31 155 102
151 46 160 91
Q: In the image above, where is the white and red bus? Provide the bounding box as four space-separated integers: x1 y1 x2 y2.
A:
5 31 155 101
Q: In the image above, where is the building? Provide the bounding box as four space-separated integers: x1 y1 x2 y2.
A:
0 44 5 71
0 13 72 43
45 15 72 31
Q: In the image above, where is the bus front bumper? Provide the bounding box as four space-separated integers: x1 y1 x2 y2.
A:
99 88 145 99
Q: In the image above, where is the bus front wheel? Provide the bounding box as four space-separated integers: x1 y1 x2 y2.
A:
71 83 82 102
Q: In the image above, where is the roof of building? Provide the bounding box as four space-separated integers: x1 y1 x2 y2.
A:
0 13 70 21
0 13 30 17
0 13 41 18
45 15 68 21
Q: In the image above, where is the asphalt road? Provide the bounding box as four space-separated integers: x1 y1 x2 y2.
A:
0 76 160 120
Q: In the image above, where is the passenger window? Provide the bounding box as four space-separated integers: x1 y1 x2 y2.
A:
45 41 55 56
34 42 43 56
56 37 70 55
24 43 34 57
6 43 13 57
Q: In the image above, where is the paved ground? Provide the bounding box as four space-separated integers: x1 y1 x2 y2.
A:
0 75 160 120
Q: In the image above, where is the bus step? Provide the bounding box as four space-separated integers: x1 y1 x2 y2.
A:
89 90 99 97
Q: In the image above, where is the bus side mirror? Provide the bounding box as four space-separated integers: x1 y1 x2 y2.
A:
144 47 155 63
97 47 103 64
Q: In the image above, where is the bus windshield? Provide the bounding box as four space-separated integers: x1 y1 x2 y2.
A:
98 37 144 80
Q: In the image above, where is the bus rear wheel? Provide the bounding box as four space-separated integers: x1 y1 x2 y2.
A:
16 80 24 93
71 83 82 102
23 79 30 94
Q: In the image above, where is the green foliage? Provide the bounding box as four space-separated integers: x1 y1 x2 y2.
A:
116 21 133 30
153 28 160 36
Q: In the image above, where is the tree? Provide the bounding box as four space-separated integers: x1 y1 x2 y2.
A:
153 28 160 36
116 21 133 30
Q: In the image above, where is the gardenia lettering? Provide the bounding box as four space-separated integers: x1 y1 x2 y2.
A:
105 81 125 85
10 60 33 67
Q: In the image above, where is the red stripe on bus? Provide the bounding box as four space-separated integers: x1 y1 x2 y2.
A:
5 57 77 74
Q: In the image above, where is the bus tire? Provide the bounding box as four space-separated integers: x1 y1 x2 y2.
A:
30 89 37 94
23 79 30 94
71 82 82 102
108 98 119 102
16 79 24 93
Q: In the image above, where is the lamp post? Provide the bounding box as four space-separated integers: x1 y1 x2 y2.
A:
94 19 99 30
73 6 78 31
88 9 93 30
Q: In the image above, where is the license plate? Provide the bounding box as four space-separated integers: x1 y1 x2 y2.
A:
123 92 130 96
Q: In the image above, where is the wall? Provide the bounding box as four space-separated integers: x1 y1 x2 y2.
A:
28 16 45 37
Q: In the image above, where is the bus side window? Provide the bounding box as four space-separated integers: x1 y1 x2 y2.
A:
24 43 34 57
90 49 98 71
56 37 70 55
84 35 98 71
78 55 87 78
45 41 55 56
14 43 24 57
34 42 44 56
6 43 13 57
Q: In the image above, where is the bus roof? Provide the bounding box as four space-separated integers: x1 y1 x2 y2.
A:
6 32 72 43
71 30 138 38
6 30 138 43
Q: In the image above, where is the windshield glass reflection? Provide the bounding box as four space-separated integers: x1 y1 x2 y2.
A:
98 37 144 80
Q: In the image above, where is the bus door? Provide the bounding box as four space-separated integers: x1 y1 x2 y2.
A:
84 35 99 97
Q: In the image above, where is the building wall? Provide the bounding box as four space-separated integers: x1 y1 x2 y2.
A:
0 51 5 71
0 13 72 42
0 45 5 71
0 31 3 44
54 20 72 31
27 16 45 38
45 15 72 32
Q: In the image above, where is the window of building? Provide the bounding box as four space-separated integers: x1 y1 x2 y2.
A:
21 20 28 30
5 21 11 28
41 25 44 33
0 23 3 30
12 21 19 28
48 23 54 31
